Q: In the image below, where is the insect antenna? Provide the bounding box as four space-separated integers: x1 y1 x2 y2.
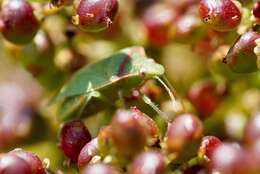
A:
155 76 185 114
141 94 169 122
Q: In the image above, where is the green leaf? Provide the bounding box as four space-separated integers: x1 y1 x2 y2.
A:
53 46 165 121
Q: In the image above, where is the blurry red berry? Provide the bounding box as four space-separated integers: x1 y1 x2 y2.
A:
9 149 45 174
80 163 120 174
253 2 260 19
59 120 91 161
75 0 119 32
211 143 249 174
143 4 178 46
111 109 147 156
166 113 203 153
0 154 32 174
129 151 166 174
247 140 260 172
224 31 260 73
244 112 260 145
78 138 98 169
198 136 222 160
188 80 221 117
130 107 159 145
199 0 241 32
0 0 39 45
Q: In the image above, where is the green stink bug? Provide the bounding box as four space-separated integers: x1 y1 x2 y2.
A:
52 46 165 121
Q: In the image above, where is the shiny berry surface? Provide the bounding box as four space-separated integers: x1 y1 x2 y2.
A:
59 120 91 161
80 163 120 174
0 154 32 174
8 149 45 174
211 143 248 174
223 31 260 73
0 0 39 45
111 109 147 156
188 80 221 117
199 136 222 160
75 0 119 32
129 151 166 174
253 2 260 19
166 113 203 153
143 4 177 46
244 112 260 144
199 0 241 32
77 138 98 169
130 107 158 144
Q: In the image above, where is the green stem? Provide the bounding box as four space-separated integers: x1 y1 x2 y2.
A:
179 156 208 171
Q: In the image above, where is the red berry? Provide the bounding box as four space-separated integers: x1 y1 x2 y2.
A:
0 154 32 174
130 107 159 145
111 109 147 156
224 31 260 73
143 4 178 46
244 112 260 145
166 113 203 153
199 0 241 32
78 138 98 169
253 2 260 19
80 163 120 174
247 140 260 172
198 136 222 160
0 0 39 45
8 149 45 174
129 151 166 174
59 120 91 161
211 143 248 174
75 0 119 32
188 80 221 117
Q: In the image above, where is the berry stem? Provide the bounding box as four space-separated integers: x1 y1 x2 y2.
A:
179 155 208 171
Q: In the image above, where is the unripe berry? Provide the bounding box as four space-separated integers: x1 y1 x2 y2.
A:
199 0 241 32
0 0 39 45
59 120 91 161
223 31 260 73
74 0 119 32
